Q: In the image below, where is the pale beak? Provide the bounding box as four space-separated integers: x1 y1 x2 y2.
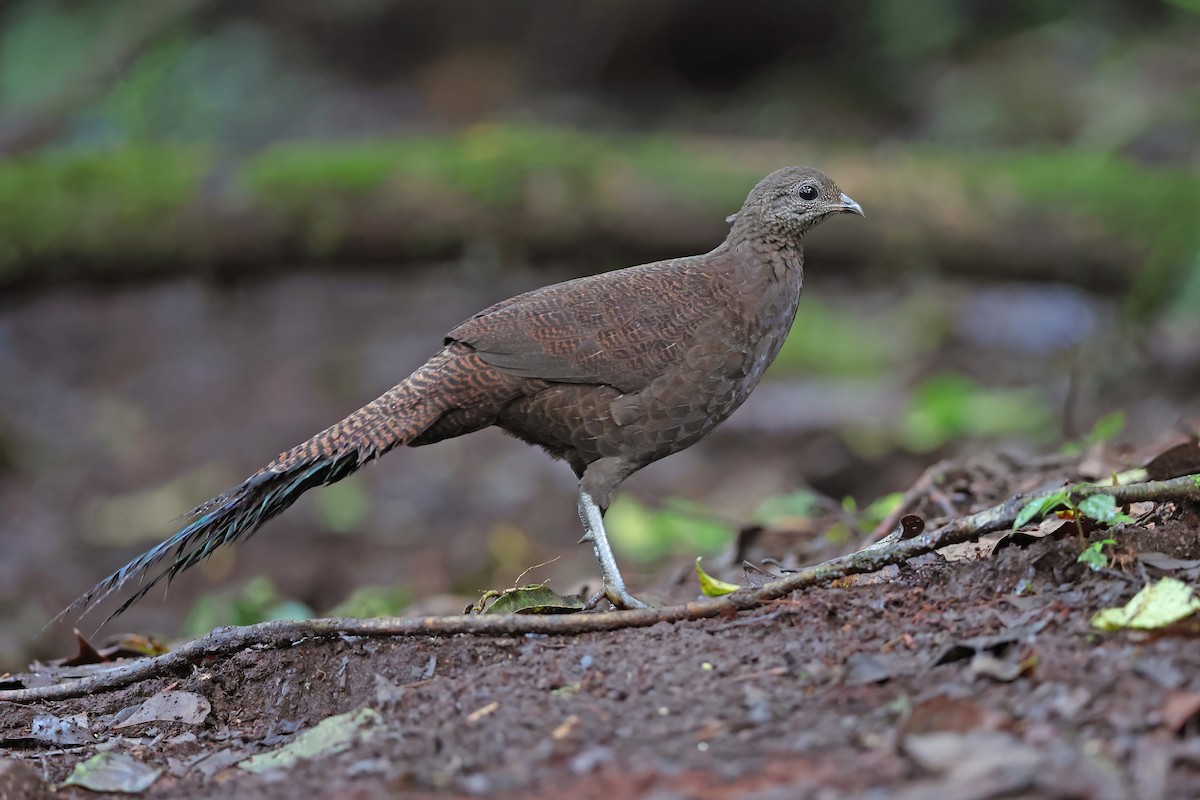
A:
838 192 865 217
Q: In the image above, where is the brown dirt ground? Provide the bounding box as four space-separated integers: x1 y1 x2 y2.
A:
3 462 1200 799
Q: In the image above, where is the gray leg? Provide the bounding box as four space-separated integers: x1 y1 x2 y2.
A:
578 490 649 610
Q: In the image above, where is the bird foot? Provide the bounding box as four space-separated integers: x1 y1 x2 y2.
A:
586 583 650 611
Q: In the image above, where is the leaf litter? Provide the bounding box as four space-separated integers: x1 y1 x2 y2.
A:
113 690 211 729
2 443 1200 798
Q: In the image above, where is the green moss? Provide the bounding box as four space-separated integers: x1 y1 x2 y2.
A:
241 140 407 200
1 125 1193 296
243 124 611 207
436 124 609 204
0 146 209 276
241 124 771 235
240 124 616 256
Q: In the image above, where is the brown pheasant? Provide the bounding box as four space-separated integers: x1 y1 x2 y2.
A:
64 166 863 621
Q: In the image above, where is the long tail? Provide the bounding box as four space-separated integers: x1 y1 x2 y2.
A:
61 346 483 625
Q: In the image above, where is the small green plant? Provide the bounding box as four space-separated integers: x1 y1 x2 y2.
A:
1013 488 1137 574
1013 490 1135 532
1077 538 1116 571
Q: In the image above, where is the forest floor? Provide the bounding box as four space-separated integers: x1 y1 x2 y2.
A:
2 447 1200 799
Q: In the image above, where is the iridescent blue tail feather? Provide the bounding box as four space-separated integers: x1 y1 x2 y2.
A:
58 451 366 626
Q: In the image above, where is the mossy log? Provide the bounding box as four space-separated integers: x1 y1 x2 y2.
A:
1 126 1194 307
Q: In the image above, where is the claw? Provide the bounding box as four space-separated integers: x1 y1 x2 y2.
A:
586 584 650 611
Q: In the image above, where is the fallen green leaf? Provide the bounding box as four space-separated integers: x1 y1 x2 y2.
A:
696 557 740 596
1091 578 1200 631
60 752 162 793
238 708 385 773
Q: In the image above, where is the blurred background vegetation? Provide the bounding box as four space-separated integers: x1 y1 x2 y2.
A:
0 0 1197 660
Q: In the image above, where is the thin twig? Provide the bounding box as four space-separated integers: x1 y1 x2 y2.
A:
3 474 1197 704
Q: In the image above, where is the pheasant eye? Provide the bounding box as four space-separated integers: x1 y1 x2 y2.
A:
796 184 818 201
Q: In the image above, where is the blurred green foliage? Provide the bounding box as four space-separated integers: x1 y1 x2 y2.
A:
900 373 1054 452
182 577 412 634
840 372 1055 456
0 0 1194 302
847 492 906 532
1061 410 1127 455
1165 0 1200 16
243 142 401 198
312 478 371 534
0 2 114 109
773 294 948 376
608 487 905 565
181 576 313 637
775 302 902 376
607 496 732 562
0 147 209 274
753 490 825 528
326 585 412 618
971 151 1200 320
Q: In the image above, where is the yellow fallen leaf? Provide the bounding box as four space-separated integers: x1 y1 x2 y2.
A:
1091 577 1200 631
695 557 740 597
